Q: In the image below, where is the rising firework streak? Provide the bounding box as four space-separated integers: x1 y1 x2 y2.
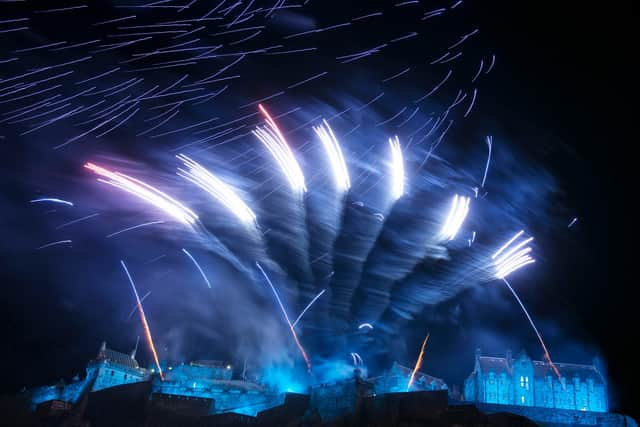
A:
120 260 164 381
407 333 430 391
127 290 151 320
502 278 562 382
85 162 198 226
255 262 312 372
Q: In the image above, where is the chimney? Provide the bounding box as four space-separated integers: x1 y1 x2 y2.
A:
98 341 106 356
506 349 513 366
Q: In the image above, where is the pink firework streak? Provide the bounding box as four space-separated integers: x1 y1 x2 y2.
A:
253 104 306 194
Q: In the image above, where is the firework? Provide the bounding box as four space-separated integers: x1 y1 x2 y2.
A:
313 119 350 192
85 162 198 226
481 135 492 188
29 197 74 207
176 154 257 228
120 260 164 381
253 104 306 195
440 194 470 241
255 262 312 372
106 220 164 238
126 290 152 320
36 239 72 250
292 289 326 328
493 235 561 381
493 231 535 279
353 353 363 365
407 333 430 391
182 248 212 288
502 278 562 381
388 136 405 200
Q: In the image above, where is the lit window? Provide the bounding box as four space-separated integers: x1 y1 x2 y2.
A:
521 396 525 404
525 376 529 390
520 376 525 387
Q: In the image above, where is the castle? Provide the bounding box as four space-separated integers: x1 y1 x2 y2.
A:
21 343 631 427
464 349 608 412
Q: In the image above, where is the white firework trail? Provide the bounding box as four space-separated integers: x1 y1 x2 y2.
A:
481 135 492 188
313 119 350 193
388 135 405 200
29 197 74 206
182 248 212 288
493 230 535 279
253 104 306 195
440 194 470 241
291 288 326 328
85 162 198 226
177 153 257 228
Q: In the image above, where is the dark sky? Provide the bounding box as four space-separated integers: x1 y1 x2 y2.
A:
0 0 634 420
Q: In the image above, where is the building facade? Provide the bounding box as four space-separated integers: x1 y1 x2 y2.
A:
464 349 607 412
30 341 149 408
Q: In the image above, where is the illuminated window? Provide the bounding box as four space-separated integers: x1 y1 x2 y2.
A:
525 376 529 390
520 376 525 387
521 396 525 404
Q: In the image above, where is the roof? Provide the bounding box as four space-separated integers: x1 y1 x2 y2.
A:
390 363 447 389
478 357 512 376
476 356 604 384
96 347 139 369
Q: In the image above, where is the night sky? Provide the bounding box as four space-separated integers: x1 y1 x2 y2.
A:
0 0 634 421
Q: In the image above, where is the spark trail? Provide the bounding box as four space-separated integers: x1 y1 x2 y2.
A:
120 260 164 381
182 248 212 288
407 332 430 391
502 278 561 381
29 197 74 206
256 262 312 372
440 194 470 241
492 231 535 279
253 104 306 195
85 162 198 226
292 289 326 328
388 136 405 200
177 154 257 228
313 119 350 193
127 290 152 320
